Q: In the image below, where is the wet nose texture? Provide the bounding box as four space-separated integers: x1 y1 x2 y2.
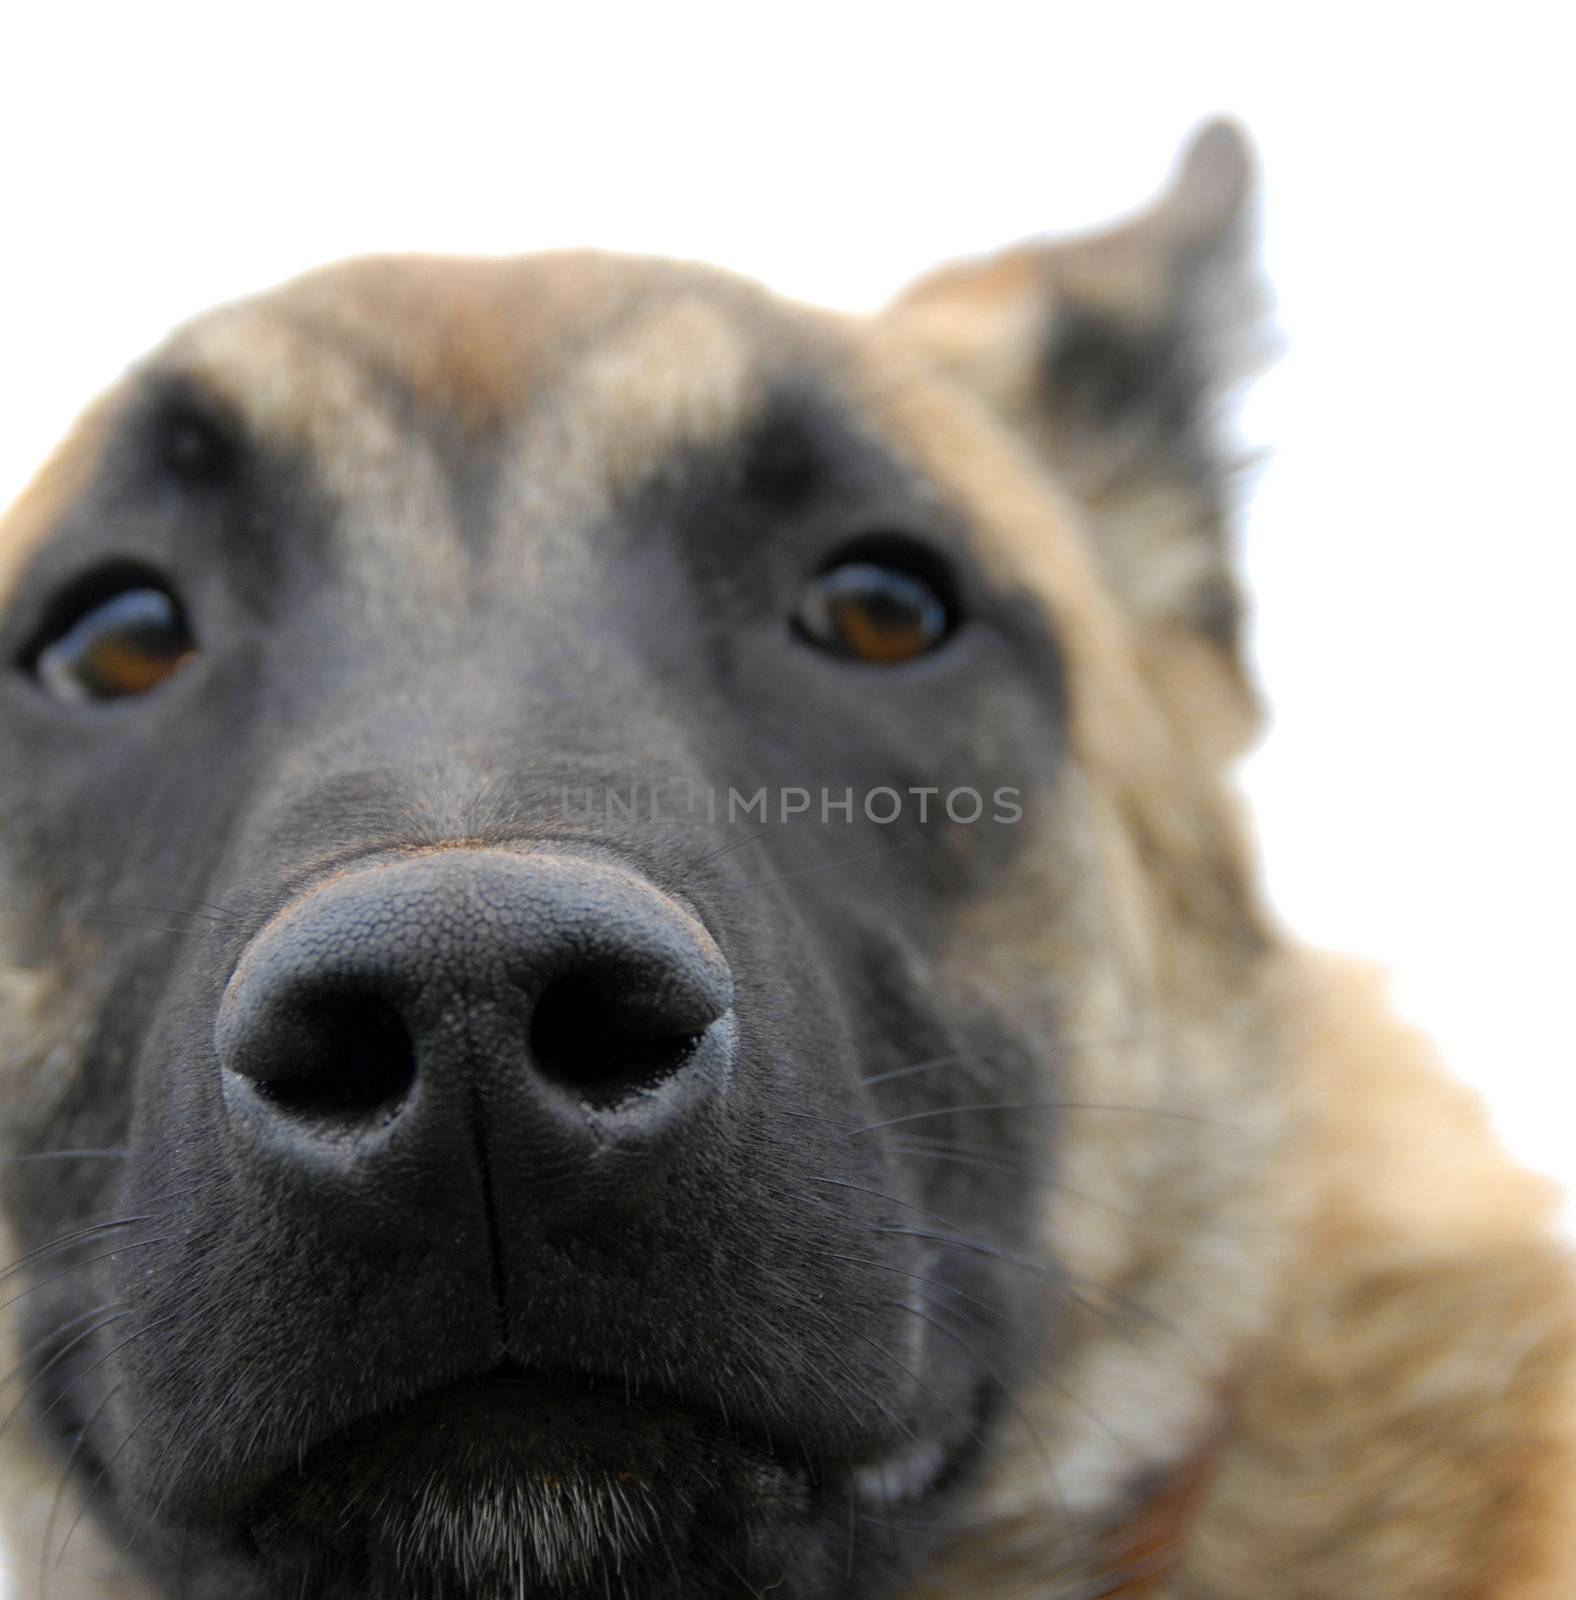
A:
216 850 735 1179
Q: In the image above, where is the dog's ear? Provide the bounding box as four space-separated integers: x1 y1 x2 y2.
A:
886 120 1268 755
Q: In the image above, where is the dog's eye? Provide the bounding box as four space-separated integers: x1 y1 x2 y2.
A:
29 576 196 703
794 543 957 664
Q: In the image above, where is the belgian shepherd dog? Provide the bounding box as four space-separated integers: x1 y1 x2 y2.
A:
3 122 1572 1599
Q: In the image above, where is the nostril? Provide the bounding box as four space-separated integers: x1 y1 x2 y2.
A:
255 994 418 1129
219 853 736 1160
528 973 708 1108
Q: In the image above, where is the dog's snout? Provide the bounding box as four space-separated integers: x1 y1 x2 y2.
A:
216 849 734 1168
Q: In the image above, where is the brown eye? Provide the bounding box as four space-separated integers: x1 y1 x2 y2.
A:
32 582 196 703
794 547 957 665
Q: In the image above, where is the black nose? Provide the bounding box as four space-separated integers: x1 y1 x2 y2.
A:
216 850 734 1179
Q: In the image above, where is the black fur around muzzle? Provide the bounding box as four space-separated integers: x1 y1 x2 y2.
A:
0 364 1071 1600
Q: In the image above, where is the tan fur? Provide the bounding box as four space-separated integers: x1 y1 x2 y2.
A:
0 954 153 1597
3 128 1572 1599
872 136 1576 1591
1174 956 1576 1600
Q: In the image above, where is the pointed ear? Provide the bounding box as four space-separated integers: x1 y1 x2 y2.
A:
884 120 1269 754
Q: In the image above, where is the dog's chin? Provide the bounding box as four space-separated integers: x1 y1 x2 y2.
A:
244 1370 817 1600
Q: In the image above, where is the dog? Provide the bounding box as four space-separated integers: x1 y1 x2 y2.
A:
2 120 1572 1600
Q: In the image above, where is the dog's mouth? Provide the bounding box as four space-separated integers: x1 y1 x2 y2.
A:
242 1362 982 1596
248 1365 787 1591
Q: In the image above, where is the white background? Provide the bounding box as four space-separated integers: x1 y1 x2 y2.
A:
1 1 1572 1240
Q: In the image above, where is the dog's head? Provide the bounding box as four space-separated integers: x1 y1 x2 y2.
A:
0 123 1284 1600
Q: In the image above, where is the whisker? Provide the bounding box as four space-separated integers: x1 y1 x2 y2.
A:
0 895 214 936
1 1302 127 1391
688 818 796 871
864 1203 1177 1446
54 1399 161 1576
873 1224 1200 1357
920 1293 1126 1451
853 1509 949 1536
91 903 230 925
74 913 207 939
1 1218 152 1290
0 1149 129 1167
26 1313 180 1446
860 1052 1008 1089
884 1141 1144 1221
136 889 236 918
842 1321 986 1455
0 1307 132 1438
819 1164 1126 1286
874 1224 1072 1291
807 1175 992 1238
857 1007 1301 1095
859 1025 1223 1090
0 1236 169 1317
736 841 912 892
801 1319 921 1450
820 1175 1155 1367
851 1101 1231 1137
880 1296 1061 1475
806 1249 1016 1334
25 1305 184 1568
145 1384 226 1529
41 1380 121 1598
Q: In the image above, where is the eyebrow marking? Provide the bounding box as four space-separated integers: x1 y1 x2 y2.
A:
512 297 764 521
164 309 405 484
159 308 469 613
0 393 123 606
